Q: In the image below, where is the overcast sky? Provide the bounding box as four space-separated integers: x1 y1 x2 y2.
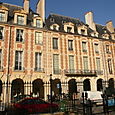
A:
1 0 115 26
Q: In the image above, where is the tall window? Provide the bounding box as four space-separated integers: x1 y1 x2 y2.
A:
35 32 43 44
69 55 74 73
17 15 24 25
83 57 88 71
108 59 113 74
0 12 5 22
36 19 42 28
0 50 2 70
16 29 23 42
53 54 59 74
94 43 99 53
68 40 73 50
106 45 111 53
96 58 101 71
0 27 3 40
15 51 23 70
82 42 87 52
35 53 42 71
53 38 58 49
81 29 85 35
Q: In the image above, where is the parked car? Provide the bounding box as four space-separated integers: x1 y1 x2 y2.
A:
7 97 59 114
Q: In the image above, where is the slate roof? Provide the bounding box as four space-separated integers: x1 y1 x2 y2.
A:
45 13 115 39
45 13 88 33
0 2 39 26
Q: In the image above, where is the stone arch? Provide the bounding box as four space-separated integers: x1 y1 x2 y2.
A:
11 78 24 100
97 79 103 91
52 79 61 95
108 78 114 88
83 79 91 91
32 79 44 98
68 79 77 98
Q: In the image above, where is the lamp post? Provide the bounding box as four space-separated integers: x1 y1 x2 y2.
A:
50 74 53 104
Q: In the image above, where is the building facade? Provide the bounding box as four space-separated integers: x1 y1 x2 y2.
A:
0 0 115 103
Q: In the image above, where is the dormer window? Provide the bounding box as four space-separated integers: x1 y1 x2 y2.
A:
0 27 4 40
50 24 59 31
36 19 42 28
0 12 5 22
17 15 24 25
67 27 72 33
50 18 54 22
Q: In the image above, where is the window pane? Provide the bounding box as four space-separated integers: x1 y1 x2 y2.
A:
17 16 24 25
82 42 87 52
96 58 101 70
16 29 23 42
83 57 88 71
0 12 5 22
0 27 3 39
35 32 43 44
53 38 58 49
15 51 23 70
68 40 73 50
94 44 99 53
69 55 74 73
35 53 42 71
36 19 42 28
53 54 59 74
108 59 112 74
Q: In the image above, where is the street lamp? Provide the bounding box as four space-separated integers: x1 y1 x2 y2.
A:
50 74 53 104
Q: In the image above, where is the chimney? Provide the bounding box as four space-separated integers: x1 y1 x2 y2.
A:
106 21 114 33
85 11 96 31
23 0 30 13
36 0 45 22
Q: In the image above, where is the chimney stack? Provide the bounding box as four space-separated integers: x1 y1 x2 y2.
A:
106 21 114 33
23 0 30 13
85 11 96 31
36 0 45 22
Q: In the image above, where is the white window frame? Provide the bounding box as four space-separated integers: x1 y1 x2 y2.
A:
35 32 43 45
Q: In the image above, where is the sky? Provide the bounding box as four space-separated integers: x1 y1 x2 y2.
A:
0 0 115 26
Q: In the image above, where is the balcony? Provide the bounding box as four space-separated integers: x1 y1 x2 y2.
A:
34 68 44 72
64 69 103 77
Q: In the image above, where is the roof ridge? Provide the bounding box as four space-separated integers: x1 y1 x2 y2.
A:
50 13 80 21
3 2 22 8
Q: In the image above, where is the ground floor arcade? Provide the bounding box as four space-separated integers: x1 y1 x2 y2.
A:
0 77 114 103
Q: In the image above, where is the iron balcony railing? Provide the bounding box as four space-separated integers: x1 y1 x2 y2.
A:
64 69 103 76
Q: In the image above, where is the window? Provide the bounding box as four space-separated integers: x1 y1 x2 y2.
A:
96 58 101 71
82 42 87 52
108 59 113 74
94 43 99 53
0 12 5 22
16 29 23 42
36 19 42 28
15 51 23 70
83 57 88 71
35 53 42 71
53 25 57 30
106 45 111 53
81 29 85 35
69 55 74 73
17 15 24 25
53 38 58 49
67 27 72 33
0 50 2 70
68 40 73 50
35 32 43 44
53 54 60 74
0 27 3 40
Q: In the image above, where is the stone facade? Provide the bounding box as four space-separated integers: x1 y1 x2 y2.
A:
0 0 115 103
